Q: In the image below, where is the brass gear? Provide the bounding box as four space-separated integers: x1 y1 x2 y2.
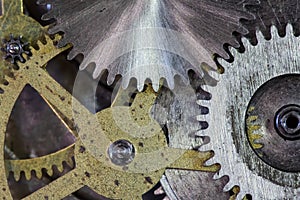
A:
1 34 219 199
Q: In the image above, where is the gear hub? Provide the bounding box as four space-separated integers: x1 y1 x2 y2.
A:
275 105 300 140
246 74 300 172
1 34 30 63
108 139 135 166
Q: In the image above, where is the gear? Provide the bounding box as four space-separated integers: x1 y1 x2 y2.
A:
200 24 300 199
38 0 254 91
1 34 30 63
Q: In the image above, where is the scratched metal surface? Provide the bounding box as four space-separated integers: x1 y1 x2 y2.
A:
199 25 300 199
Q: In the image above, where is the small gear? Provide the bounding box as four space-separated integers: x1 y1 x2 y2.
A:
38 0 254 91
200 24 300 199
1 34 30 63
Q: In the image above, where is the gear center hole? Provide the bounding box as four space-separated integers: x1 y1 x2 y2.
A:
286 114 299 130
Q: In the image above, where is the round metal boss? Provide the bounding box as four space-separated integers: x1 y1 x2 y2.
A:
245 74 300 172
108 139 135 166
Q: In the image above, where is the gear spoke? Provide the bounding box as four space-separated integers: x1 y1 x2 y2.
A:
124 147 219 173
166 149 220 172
25 66 78 137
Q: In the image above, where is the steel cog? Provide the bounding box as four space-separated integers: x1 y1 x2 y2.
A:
38 0 254 91
200 24 300 199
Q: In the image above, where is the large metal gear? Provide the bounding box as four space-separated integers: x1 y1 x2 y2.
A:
201 24 300 199
37 0 254 91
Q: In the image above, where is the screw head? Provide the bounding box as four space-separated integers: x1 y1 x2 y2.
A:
7 43 21 55
108 139 135 166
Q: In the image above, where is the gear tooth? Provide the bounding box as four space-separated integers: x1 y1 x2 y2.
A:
36 0 46 4
225 46 237 60
285 23 294 36
24 171 31 181
45 35 53 45
57 163 64 172
36 40 44 49
13 171 21 181
79 61 86 71
152 80 160 92
46 168 54 176
92 65 102 80
217 58 228 72
197 99 211 108
35 169 43 179
29 46 36 53
200 142 211 152
41 13 51 21
154 186 166 195
223 179 236 192
203 156 215 166
66 50 78 62
194 130 204 137
165 76 175 91
46 167 54 177
137 79 145 92
236 192 248 200
196 114 205 122
107 71 116 86
270 25 280 39
66 157 74 168
121 76 132 91
19 56 25 63
47 23 62 35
